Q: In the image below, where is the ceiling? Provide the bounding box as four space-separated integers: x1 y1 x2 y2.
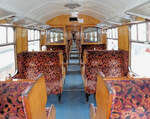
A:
0 0 149 28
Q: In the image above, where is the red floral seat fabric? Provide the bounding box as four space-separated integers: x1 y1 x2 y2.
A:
81 44 106 62
106 79 150 119
13 52 63 95
84 50 128 94
46 45 67 63
0 81 33 119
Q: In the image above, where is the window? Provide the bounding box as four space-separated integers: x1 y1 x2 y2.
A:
28 29 40 51
131 25 137 41
46 28 64 43
107 28 118 50
0 26 15 81
130 22 150 77
83 27 99 43
0 27 6 44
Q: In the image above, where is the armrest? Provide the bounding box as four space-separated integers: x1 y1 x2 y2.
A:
60 77 65 93
81 63 85 76
127 71 143 79
62 65 66 79
90 104 96 119
80 62 83 67
46 104 56 119
11 70 19 78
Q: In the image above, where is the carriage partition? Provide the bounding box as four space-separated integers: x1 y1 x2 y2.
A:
22 74 56 119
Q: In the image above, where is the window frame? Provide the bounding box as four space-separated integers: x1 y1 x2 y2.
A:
106 27 118 50
0 25 16 79
130 22 149 43
46 27 65 43
129 21 150 76
83 27 100 43
28 29 41 51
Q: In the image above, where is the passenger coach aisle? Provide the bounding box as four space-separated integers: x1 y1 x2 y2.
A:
47 40 96 119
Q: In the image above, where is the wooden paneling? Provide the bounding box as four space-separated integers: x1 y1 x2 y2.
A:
16 27 28 54
40 31 46 48
0 19 7 24
118 25 129 51
46 14 100 26
101 33 107 44
22 74 47 119
135 16 145 21
96 74 112 119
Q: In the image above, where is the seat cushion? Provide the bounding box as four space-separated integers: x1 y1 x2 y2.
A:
0 81 33 119
106 79 150 119
85 80 97 94
46 80 62 95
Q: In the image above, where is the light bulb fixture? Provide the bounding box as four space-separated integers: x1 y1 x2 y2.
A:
70 10 79 17
64 3 80 9
64 2 81 17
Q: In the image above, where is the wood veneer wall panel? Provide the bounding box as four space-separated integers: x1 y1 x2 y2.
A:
40 31 47 47
101 33 107 44
22 75 47 119
96 74 112 119
118 25 129 51
46 14 100 26
16 27 28 54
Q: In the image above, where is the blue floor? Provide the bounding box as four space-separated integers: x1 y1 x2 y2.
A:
47 91 95 119
47 42 96 119
64 65 83 91
47 65 96 119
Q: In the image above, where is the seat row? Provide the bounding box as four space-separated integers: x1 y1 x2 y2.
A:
81 48 128 101
80 44 150 118
0 74 56 119
90 73 150 119
0 43 72 119
13 51 65 101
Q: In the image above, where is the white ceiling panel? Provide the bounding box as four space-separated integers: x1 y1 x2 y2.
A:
0 0 149 25
0 8 15 20
127 1 150 19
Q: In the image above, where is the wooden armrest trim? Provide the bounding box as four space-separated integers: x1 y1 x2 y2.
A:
90 104 96 119
47 104 56 119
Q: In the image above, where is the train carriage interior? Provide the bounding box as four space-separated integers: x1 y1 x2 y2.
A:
1 0 150 119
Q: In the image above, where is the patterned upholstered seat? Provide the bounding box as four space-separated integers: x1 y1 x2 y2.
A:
0 81 34 119
80 44 106 63
46 45 68 63
83 50 129 97
90 74 150 119
106 79 150 119
13 52 64 96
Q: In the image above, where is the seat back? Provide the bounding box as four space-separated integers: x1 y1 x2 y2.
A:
22 74 47 119
85 50 129 78
46 45 67 63
81 44 106 62
96 73 112 119
14 51 63 80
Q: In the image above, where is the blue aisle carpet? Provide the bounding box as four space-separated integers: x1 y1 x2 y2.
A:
64 71 84 91
47 91 96 119
46 42 96 119
46 65 96 119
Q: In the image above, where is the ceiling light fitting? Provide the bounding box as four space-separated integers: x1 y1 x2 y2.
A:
64 3 80 9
